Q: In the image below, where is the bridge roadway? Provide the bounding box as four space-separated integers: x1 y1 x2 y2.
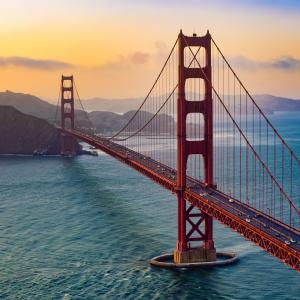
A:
64 128 300 271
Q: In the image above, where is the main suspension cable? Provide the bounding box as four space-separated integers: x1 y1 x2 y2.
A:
108 37 179 140
73 80 95 131
211 36 300 165
183 35 300 219
112 84 178 141
110 37 205 142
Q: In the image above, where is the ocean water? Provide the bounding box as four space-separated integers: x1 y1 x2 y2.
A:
0 112 300 299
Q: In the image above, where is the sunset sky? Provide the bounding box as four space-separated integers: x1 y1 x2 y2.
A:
0 0 299 101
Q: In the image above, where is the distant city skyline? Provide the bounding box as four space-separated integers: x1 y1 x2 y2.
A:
0 0 299 100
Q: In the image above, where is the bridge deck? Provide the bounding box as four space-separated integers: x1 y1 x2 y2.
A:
65 129 300 271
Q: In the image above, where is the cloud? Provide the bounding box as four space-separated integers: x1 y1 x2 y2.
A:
128 51 150 64
230 55 300 71
0 56 74 70
94 50 151 72
92 41 176 72
269 57 300 70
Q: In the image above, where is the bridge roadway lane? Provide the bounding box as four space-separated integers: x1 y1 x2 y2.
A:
68 130 300 258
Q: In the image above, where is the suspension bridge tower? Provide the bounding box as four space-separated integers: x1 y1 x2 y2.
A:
60 75 76 156
174 30 216 263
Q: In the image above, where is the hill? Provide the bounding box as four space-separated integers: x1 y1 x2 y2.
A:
2 91 300 117
253 95 300 114
89 110 175 134
0 91 90 127
0 91 57 121
83 94 300 115
82 97 142 113
1 90 300 134
0 106 82 155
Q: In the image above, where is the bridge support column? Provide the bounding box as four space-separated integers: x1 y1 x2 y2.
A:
174 194 216 263
60 75 76 156
174 30 216 264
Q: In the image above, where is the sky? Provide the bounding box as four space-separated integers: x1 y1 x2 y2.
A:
0 0 299 101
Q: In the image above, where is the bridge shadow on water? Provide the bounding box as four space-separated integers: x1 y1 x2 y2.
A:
61 156 175 261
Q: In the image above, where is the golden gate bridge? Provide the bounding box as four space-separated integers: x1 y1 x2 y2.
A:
56 31 300 272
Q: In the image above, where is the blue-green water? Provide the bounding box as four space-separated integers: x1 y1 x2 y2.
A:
0 112 300 299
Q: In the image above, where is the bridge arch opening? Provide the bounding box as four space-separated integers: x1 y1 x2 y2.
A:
186 113 204 141
185 78 205 101
184 46 206 68
186 154 205 183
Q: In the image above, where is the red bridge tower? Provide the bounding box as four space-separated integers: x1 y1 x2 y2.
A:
174 31 216 263
60 75 76 156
